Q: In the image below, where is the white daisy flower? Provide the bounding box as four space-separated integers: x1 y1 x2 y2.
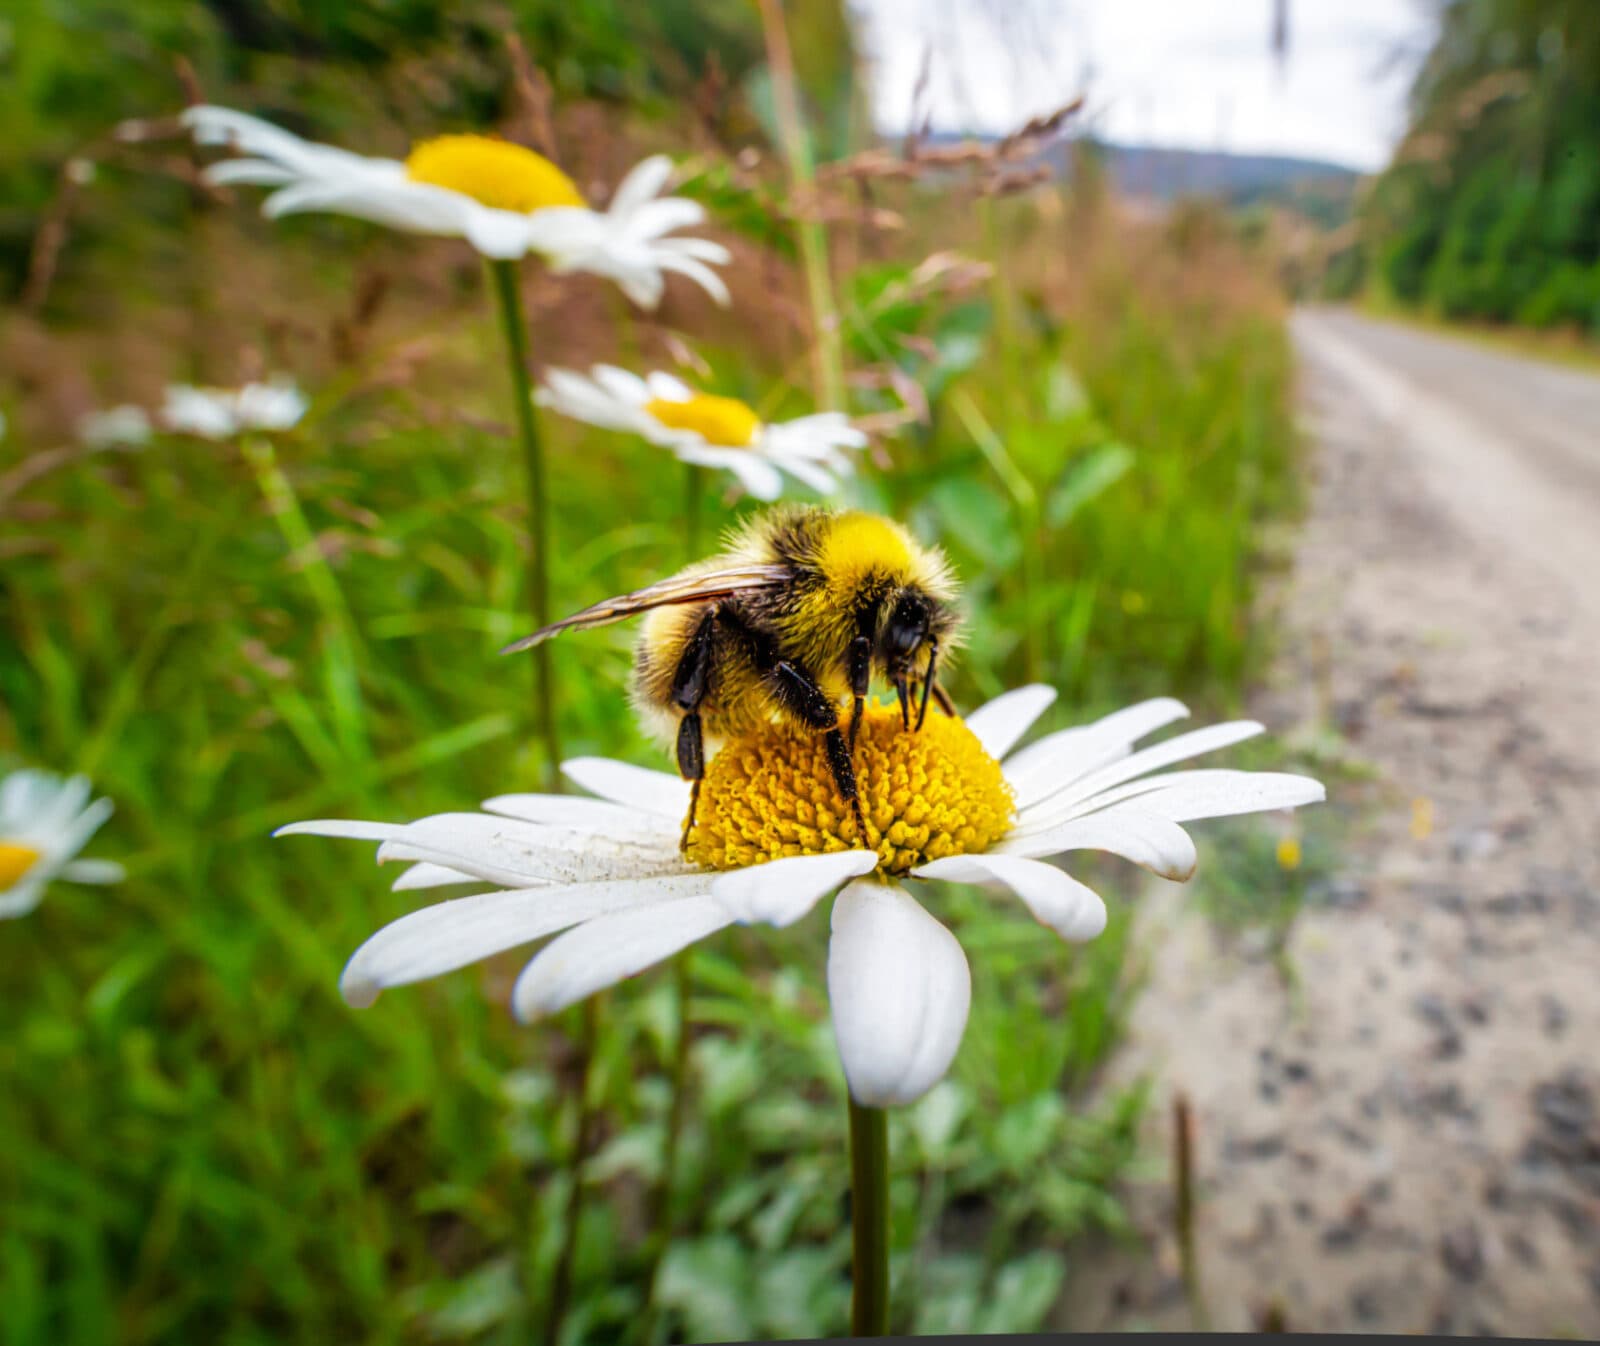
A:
78 404 154 449
538 365 867 501
182 106 731 309
280 686 1322 1106
0 769 124 919
160 379 307 440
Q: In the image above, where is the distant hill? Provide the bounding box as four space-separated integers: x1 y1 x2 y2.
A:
918 131 1364 224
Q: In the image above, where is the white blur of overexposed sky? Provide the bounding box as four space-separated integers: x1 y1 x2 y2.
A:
847 0 1439 172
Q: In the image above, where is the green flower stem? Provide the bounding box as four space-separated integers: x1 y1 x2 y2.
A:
683 461 705 560
487 257 562 789
849 1098 891 1337
637 956 693 1346
545 994 602 1346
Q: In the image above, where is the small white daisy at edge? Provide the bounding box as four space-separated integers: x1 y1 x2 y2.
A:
0 769 124 920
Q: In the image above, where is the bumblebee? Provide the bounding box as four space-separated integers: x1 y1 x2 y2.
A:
503 506 962 845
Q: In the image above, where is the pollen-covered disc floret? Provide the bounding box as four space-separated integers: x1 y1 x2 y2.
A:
686 703 1014 874
403 135 586 213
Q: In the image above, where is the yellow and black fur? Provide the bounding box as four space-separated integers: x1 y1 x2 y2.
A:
503 505 962 845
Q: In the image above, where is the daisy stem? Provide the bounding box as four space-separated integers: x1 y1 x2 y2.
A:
637 956 693 1346
848 1099 891 1336
546 994 602 1346
757 0 845 412
683 462 705 560
487 258 562 789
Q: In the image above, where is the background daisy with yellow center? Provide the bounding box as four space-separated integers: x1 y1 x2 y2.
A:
538 365 867 500
181 107 729 308
0 769 124 919
279 685 1321 1107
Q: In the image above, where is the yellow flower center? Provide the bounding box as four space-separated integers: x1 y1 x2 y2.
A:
645 393 762 448
685 703 1014 875
0 841 43 889
403 135 586 214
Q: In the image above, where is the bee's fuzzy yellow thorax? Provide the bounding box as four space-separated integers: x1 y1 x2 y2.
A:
816 514 916 596
684 703 1014 875
404 135 586 214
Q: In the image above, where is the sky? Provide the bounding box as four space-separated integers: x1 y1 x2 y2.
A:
848 0 1438 172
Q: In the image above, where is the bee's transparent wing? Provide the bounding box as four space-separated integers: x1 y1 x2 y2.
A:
500 565 788 653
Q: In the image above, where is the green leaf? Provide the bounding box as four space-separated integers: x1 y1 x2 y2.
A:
975 1250 1066 1333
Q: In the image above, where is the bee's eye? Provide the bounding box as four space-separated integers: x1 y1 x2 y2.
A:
883 593 929 657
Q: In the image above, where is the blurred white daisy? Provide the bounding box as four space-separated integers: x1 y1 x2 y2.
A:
538 366 866 500
280 686 1321 1107
0 769 124 919
161 379 307 440
78 404 154 449
183 107 730 309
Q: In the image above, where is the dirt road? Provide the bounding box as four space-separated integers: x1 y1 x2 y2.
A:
1065 310 1600 1335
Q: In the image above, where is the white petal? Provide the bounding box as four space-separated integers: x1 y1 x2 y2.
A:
827 881 971 1106
1002 697 1190 805
561 758 690 820
963 685 1057 760
58 858 126 886
607 155 674 216
657 253 731 306
998 806 1197 881
1017 721 1266 829
711 850 879 927
767 451 841 496
342 873 708 1008
274 819 401 842
482 793 677 837
655 236 732 264
203 158 298 187
374 813 675 887
644 371 694 402
913 854 1106 942
0 878 48 919
53 795 113 860
392 862 477 892
684 449 783 501
462 207 536 259
511 892 731 1020
621 197 706 240
1075 769 1326 823
522 206 609 257
591 366 653 406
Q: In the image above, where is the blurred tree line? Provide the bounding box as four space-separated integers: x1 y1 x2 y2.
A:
0 0 857 294
1328 0 1600 333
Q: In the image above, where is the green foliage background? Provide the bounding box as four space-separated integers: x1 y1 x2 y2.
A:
1345 0 1600 332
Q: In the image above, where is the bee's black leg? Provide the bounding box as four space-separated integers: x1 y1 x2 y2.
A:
915 636 938 731
771 659 871 844
676 714 704 851
932 681 956 718
671 611 717 851
846 634 872 751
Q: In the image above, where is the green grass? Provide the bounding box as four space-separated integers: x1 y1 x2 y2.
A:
1 179 1300 1343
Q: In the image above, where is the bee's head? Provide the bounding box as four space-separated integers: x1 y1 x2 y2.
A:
876 586 956 729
